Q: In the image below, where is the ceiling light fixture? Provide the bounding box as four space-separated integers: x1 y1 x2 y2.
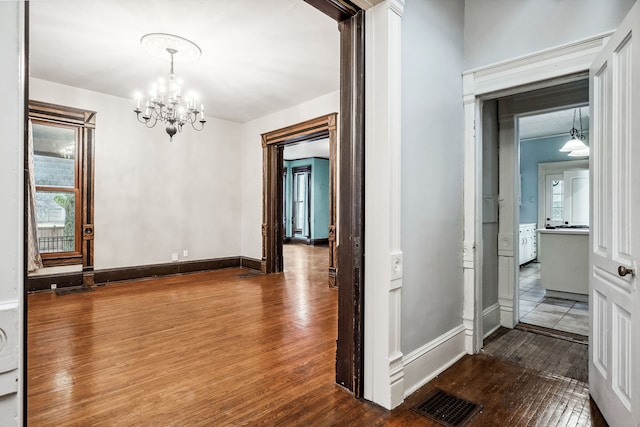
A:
568 147 590 157
559 108 588 155
134 33 206 141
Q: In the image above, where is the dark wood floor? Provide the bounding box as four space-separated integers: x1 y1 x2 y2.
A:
28 244 607 425
483 327 589 383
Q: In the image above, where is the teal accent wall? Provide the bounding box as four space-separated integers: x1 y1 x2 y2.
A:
312 158 330 239
283 157 330 240
519 134 588 223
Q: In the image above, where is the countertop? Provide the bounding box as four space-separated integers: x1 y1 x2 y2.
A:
538 228 589 235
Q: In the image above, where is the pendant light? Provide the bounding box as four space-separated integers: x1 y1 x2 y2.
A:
559 108 588 153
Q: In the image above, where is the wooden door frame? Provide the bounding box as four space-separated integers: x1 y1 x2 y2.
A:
262 113 338 287
263 0 365 396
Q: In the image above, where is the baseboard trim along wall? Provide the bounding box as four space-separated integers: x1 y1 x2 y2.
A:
286 237 329 246
26 256 264 292
482 302 501 339
402 324 466 398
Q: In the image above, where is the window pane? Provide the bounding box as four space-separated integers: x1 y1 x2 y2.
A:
33 123 76 188
550 179 564 221
36 191 75 253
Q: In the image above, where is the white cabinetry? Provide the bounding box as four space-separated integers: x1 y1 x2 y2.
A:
519 223 537 265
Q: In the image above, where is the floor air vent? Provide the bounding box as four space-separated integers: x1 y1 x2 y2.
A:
413 389 482 427
54 287 95 296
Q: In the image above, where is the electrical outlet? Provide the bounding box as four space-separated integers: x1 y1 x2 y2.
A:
183 250 189 257
50 283 57 290
171 253 179 262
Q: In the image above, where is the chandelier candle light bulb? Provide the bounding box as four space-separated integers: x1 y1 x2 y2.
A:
133 33 206 141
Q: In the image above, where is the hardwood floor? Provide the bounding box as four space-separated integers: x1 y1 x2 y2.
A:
483 327 588 383
28 244 607 425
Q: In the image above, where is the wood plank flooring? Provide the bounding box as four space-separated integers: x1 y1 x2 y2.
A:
483 327 589 383
28 244 607 426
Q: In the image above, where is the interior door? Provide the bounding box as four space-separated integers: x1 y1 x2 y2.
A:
589 2 639 425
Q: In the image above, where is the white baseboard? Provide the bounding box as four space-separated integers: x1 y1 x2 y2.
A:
482 302 501 339
402 325 466 398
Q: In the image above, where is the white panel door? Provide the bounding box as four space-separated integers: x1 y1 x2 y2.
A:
589 2 640 426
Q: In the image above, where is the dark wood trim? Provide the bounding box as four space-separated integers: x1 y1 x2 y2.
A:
26 255 266 292
335 9 365 397
310 238 329 246
240 256 263 271
94 257 241 284
41 255 83 267
303 0 360 22
29 100 96 270
286 237 329 246
27 272 83 292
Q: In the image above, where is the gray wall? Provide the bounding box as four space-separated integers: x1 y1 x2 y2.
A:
464 0 637 70
482 100 499 312
401 0 465 352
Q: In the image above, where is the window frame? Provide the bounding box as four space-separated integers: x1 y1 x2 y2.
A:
292 165 311 237
29 100 96 268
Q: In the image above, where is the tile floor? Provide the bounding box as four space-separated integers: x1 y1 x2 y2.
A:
519 262 589 336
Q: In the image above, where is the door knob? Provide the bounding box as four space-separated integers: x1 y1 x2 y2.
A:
618 265 635 277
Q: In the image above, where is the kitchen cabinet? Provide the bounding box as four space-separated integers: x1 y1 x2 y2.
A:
519 223 537 265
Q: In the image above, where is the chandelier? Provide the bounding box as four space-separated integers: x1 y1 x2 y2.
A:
134 33 206 141
559 108 589 157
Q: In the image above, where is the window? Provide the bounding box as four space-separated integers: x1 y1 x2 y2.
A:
292 166 311 237
550 176 564 222
29 101 96 268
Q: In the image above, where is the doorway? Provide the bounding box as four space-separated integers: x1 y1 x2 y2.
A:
517 108 590 338
261 113 337 286
479 79 590 342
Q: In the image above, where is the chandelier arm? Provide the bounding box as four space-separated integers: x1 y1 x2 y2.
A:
191 119 206 132
144 115 159 128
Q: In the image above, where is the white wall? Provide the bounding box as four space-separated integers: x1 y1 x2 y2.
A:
239 90 339 260
464 0 637 70
30 78 242 270
400 0 465 353
0 2 24 423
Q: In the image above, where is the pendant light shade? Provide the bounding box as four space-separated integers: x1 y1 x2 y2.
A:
559 108 588 156
568 146 590 157
559 135 588 152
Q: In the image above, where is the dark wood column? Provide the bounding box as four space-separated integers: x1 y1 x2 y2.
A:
335 9 365 397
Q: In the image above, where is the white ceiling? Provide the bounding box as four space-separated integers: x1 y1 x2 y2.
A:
29 0 340 124
519 106 590 141
283 138 329 160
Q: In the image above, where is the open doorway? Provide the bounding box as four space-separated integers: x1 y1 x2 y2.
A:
282 138 332 278
479 81 591 384
516 106 590 337
480 79 590 343
261 113 337 287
